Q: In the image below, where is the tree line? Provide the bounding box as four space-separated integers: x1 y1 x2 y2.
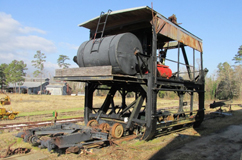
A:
157 46 242 100
0 51 71 93
205 46 242 100
0 45 242 99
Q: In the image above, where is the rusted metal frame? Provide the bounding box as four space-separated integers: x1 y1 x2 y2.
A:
190 91 194 115
16 123 82 142
156 22 166 34
142 17 157 140
193 49 195 81
0 117 84 129
155 13 202 52
200 51 204 81
131 118 146 125
177 42 180 78
110 98 116 114
121 87 127 109
35 130 74 136
157 109 198 118
156 117 196 129
156 81 184 88
125 92 145 129
90 112 121 120
97 86 117 114
117 87 127 114
165 58 193 67
198 85 205 121
84 83 96 125
196 50 205 125
181 45 192 80
119 98 138 116
156 77 186 87
0 141 17 158
178 92 185 113
42 130 109 151
153 88 194 92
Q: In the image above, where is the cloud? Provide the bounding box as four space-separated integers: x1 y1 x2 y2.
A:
19 26 46 34
15 35 56 53
0 12 57 64
0 12 77 78
59 42 79 50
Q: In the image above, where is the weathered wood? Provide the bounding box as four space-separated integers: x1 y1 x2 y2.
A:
55 66 112 77
54 76 114 81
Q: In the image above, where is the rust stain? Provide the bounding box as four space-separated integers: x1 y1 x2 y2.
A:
157 18 202 52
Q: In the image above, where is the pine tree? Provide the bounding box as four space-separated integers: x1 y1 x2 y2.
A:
232 45 242 64
31 50 46 93
57 55 70 69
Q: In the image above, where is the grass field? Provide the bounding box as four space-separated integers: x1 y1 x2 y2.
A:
0 93 241 159
1 93 185 122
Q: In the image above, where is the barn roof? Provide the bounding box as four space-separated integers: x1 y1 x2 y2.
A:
8 82 48 89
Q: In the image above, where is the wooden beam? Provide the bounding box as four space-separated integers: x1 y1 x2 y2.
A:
55 66 112 77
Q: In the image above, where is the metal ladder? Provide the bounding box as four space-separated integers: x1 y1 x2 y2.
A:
91 9 112 53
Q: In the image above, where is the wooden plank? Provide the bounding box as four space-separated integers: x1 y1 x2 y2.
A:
55 66 112 77
54 76 114 82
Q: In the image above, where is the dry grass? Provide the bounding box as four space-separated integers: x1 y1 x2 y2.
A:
2 93 184 115
4 94 85 112
1 93 242 159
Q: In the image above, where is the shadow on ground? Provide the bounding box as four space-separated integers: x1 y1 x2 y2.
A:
149 106 242 160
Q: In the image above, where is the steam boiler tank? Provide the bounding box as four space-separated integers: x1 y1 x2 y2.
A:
75 33 143 75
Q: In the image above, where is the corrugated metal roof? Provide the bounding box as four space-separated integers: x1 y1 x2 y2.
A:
8 82 47 88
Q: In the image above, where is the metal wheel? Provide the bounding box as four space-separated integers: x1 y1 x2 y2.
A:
23 133 32 142
8 114 15 120
87 119 98 127
29 135 39 146
111 123 123 138
99 123 110 132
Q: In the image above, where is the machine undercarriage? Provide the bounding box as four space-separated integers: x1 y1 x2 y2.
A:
16 6 207 153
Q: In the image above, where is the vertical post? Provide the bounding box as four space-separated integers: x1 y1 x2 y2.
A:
177 42 180 79
155 50 157 84
190 92 193 115
196 51 205 126
178 93 184 113
84 83 94 125
200 52 203 71
121 87 126 109
200 52 204 80
199 51 204 110
193 49 195 81
181 46 192 80
142 20 157 140
198 85 205 114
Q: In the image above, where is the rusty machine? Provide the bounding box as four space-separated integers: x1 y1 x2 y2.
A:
16 6 207 153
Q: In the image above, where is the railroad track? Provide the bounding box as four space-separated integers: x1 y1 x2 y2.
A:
0 117 84 130
0 106 232 131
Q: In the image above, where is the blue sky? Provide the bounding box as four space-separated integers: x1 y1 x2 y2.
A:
0 0 241 77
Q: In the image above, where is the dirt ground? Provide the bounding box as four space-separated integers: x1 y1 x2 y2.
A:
0 94 242 160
